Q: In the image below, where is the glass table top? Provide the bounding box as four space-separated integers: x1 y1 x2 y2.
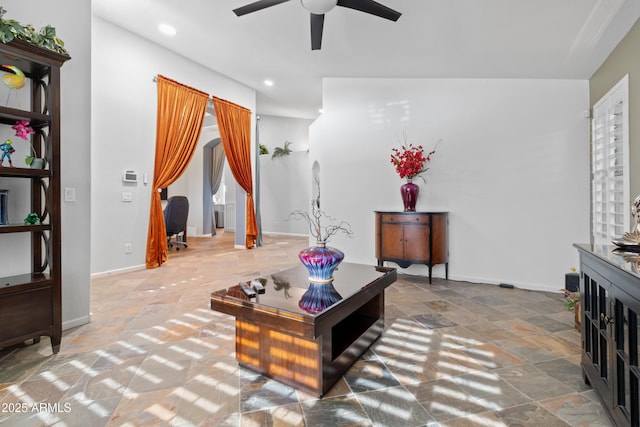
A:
211 262 395 317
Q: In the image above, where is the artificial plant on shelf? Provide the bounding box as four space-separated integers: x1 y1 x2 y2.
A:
11 120 41 167
0 7 68 55
24 212 39 225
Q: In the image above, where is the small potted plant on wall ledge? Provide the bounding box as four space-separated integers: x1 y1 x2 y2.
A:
0 7 68 55
272 140 293 159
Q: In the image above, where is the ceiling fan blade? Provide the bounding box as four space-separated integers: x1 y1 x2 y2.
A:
233 0 291 16
310 13 325 50
336 0 401 21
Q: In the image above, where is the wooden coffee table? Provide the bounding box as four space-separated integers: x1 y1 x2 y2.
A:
210 263 396 397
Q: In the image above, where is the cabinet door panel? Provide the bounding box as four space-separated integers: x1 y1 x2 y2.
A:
380 223 404 259
612 287 640 427
581 266 613 407
403 225 429 260
430 214 448 264
0 287 52 341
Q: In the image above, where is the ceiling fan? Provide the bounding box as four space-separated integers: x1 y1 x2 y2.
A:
233 0 401 50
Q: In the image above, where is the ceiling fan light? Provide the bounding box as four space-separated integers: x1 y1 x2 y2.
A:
301 0 337 14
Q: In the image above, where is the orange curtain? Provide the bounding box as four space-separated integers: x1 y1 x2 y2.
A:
212 96 257 248
146 75 209 268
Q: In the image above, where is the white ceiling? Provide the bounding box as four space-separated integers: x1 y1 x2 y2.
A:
92 0 640 119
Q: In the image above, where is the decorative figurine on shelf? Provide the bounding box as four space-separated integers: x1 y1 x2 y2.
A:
24 212 39 225
620 195 640 244
1 65 25 89
632 195 640 234
613 195 640 247
0 189 8 225
1 64 25 106
0 139 15 166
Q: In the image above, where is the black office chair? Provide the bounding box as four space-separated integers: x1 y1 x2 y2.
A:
164 196 189 250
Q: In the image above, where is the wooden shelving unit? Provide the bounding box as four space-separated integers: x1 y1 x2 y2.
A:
0 39 70 354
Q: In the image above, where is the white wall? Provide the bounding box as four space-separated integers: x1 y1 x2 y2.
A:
0 1 92 329
312 78 591 292
91 17 256 274
259 114 314 152
257 115 313 236
259 151 311 235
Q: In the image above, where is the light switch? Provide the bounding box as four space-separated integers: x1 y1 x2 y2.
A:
64 187 76 202
122 192 132 202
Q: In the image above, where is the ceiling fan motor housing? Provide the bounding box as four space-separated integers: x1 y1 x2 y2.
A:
301 0 338 14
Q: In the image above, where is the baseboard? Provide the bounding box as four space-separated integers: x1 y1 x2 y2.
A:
63 315 90 331
91 264 146 278
386 267 559 293
262 231 308 238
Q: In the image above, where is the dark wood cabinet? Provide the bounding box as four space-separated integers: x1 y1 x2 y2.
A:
375 211 448 283
0 40 69 354
575 244 640 426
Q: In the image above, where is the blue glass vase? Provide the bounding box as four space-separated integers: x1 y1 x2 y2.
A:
298 242 344 283
297 242 344 313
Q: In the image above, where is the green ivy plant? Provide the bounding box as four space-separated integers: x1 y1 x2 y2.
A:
0 8 68 55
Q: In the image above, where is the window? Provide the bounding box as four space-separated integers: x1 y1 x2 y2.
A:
592 75 629 245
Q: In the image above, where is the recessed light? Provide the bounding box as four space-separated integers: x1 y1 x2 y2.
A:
158 23 177 36
263 80 274 87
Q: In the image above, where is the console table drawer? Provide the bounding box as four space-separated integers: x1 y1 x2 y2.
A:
380 213 429 224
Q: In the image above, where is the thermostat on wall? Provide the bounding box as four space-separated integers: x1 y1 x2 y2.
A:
123 170 138 183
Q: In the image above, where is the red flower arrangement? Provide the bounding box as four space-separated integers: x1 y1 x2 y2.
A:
390 143 436 181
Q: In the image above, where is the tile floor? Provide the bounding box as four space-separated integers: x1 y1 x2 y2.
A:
0 232 613 426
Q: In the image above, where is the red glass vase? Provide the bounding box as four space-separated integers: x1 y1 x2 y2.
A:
400 180 419 212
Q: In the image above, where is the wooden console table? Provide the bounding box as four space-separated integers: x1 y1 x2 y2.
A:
210 263 396 397
375 211 448 283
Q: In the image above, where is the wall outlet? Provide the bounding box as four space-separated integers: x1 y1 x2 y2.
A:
122 192 132 202
124 243 132 254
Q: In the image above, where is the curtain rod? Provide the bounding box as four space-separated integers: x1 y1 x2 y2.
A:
152 75 213 106
152 74 209 97
152 75 250 112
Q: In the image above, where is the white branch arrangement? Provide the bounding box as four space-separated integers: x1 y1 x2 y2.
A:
287 198 353 245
